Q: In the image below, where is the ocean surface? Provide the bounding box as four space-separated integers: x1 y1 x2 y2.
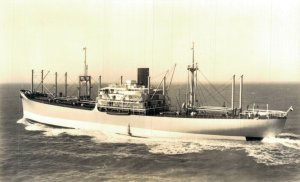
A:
0 83 300 182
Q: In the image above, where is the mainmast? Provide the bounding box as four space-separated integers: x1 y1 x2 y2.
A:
187 42 198 107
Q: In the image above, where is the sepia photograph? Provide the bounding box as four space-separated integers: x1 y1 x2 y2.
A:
0 0 299 181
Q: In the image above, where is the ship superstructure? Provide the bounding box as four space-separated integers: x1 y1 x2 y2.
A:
97 78 169 115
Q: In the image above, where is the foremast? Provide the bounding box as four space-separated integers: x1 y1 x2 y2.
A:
78 47 92 100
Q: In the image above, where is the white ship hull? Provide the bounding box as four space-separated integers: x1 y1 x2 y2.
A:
20 92 286 140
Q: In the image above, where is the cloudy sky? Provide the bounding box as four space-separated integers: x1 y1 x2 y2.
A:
1 0 299 84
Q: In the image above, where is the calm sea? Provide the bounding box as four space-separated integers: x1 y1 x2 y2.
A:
0 83 299 182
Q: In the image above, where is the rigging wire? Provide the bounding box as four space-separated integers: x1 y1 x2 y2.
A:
218 84 232 94
34 72 56 96
186 67 190 104
197 80 222 106
35 70 50 91
151 70 169 100
218 76 234 93
151 69 169 81
167 64 176 90
196 82 207 106
197 69 230 104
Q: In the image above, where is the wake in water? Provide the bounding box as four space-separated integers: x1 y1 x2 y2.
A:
17 118 300 166
17 118 108 139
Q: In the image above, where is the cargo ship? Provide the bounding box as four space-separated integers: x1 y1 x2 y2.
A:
20 45 293 141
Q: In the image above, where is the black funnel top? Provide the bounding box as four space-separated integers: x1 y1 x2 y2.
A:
137 68 149 87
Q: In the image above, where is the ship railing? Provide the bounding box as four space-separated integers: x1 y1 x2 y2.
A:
98 101 145 109
195 106 233 112
98 105 167 111
98 99 168 108
240 109 287 119
78 100 96 104
157 112 234 119
53 96 78 102
98 99 145 104
97 104 169 115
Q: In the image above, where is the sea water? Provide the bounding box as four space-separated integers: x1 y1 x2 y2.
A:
0 83 299 182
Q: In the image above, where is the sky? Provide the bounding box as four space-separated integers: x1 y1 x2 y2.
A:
1 0 300 84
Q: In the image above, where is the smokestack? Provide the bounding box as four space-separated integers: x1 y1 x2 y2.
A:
120 76 123 85
137 68 149 87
